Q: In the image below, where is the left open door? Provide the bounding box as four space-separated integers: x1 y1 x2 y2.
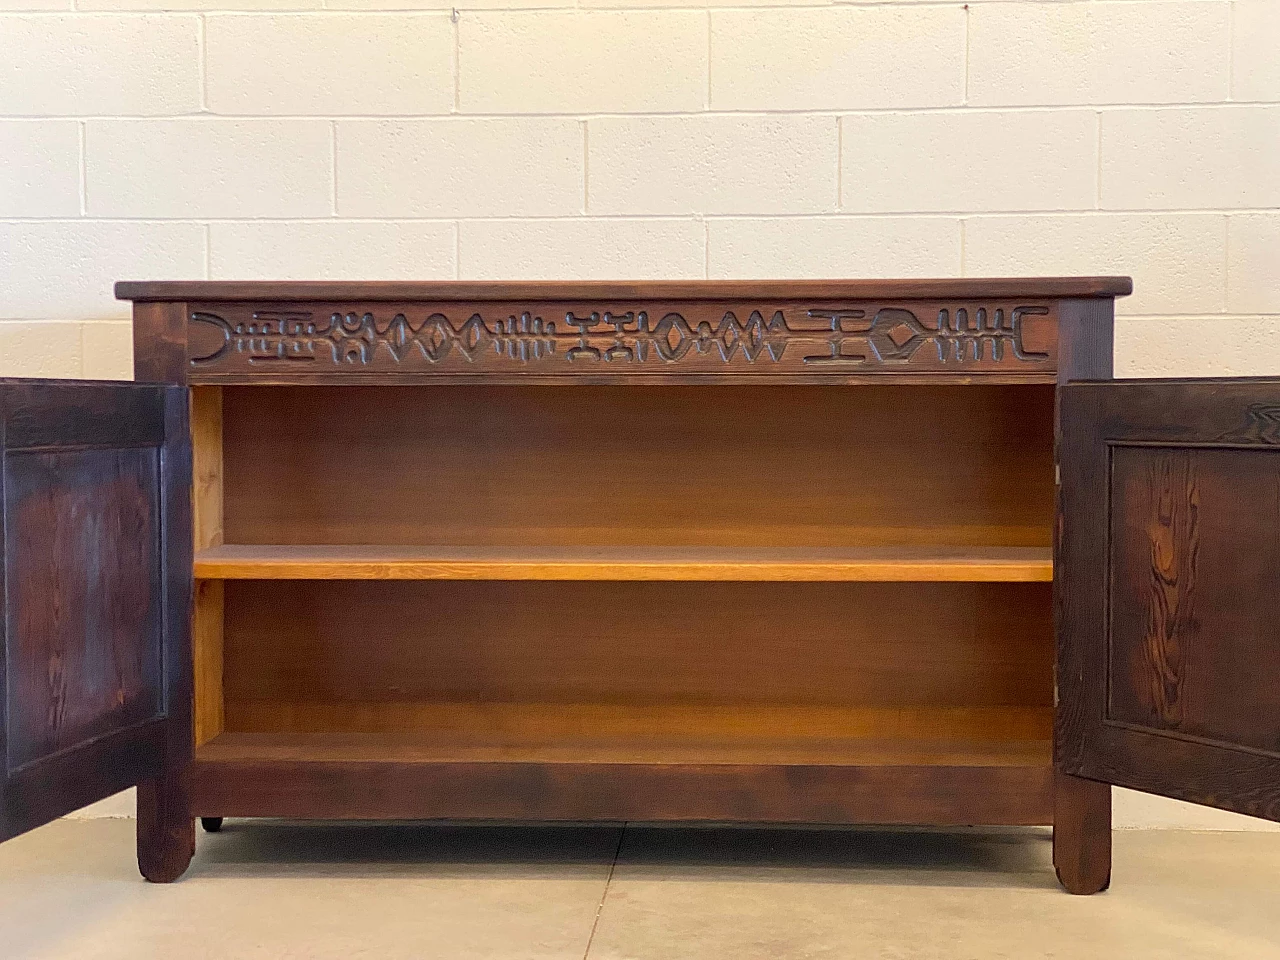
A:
0 380 191 849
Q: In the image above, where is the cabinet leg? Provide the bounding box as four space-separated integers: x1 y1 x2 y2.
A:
201 817 224 833
1053 770 1112 895
137 771 194 883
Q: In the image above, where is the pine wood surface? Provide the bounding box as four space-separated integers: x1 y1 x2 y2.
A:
196 542 1053 582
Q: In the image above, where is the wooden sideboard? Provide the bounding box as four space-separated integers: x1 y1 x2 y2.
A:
3 279 1280 894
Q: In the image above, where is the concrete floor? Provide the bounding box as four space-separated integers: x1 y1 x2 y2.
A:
1 820 1278 960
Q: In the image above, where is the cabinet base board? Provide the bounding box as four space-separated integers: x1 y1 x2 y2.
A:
189 753 1053 826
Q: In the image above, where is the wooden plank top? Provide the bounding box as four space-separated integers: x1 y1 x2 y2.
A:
116 277 1133 302
194 543 1054 582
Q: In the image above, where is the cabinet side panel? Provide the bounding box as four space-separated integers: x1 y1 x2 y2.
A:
192 388 224 746
193 582 224 748
133 302 188 385
192 388 223 552
1056 298 1114 384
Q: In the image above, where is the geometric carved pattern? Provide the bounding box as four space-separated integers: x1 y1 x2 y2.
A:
187 300 1057 380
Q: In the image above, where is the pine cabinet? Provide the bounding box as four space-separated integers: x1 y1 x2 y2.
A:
4 279 1277 893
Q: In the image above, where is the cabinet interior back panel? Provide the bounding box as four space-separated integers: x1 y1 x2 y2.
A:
220 384 1056 549
221 579 1053 716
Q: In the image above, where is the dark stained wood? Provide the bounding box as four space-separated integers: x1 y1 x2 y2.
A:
1055 298 1114 384
4 381 164 448
1047 297 1114 893
190 732 1054 825
5 446 163 771
200 371 1064 389
1058 378 1280 823
0 722 167 840
1052 771 1112 895
182 298 1062 384
1109 445 1280 750
0 381 192 866
116 278 1134 302
94 276 1144 888
113 280 1130 386
137 388 195 882
132 301 189 384
137 775 194 883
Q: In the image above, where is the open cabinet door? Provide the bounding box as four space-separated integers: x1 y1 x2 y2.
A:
0 380 191 856
1058 378 1280 827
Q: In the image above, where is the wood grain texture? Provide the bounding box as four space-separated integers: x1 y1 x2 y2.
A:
193 581 224 748
190 735 1053 826
136 387 195 882
222 702 1052 746
1052 771 1112 895
195 543 1053 582
200 723 1051 766
191 388 224 747
1058 378 1280 824
0 382 191 852
181 298 1062 384
1109 445 1280 753
134 278 1136 883
221 580 1053 711
4 382 164 449
4 447 164 771
1111 447 1200 735
1 721 167 844
191 387 223 552
137 775 194 884
221 384 1056 549
132 301 188 385
1055 297 1115 384
116 278 1134 302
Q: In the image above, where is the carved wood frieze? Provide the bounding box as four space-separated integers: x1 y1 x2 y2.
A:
185 299 1059 382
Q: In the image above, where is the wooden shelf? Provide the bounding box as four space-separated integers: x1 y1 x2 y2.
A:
221 702 1053 744
195 543 1053 583
197 729 1050 768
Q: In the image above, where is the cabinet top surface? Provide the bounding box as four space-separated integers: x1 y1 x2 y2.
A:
115 277 1133 302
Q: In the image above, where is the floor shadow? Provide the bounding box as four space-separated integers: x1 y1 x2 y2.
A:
191 820 623 879
613 824 1057 889
190 820 1056 889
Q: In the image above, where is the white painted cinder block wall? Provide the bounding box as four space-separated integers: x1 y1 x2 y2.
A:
2 0 1278 828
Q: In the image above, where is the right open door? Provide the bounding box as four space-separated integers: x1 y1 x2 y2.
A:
1058 377 1280 822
